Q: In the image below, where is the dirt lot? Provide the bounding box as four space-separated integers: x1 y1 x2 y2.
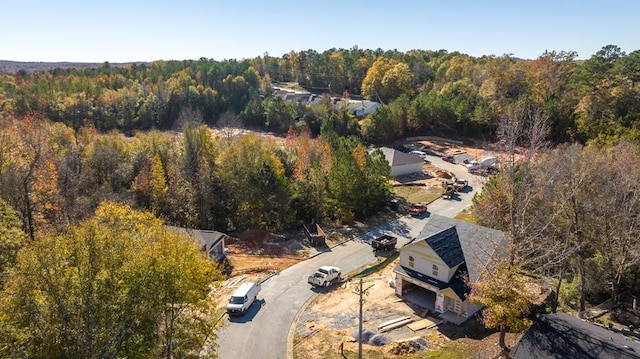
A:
291 256 521 359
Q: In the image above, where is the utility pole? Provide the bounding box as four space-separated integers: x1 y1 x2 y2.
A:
358 277 363 359
350 277 374 359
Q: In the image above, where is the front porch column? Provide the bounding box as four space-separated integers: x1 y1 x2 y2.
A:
395 274 403 296
435 292 445 313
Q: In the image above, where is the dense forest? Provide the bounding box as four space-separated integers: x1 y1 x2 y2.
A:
2 45 640 144
1 44 639 232
1 45 640 356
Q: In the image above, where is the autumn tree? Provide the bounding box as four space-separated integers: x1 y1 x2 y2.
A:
471 102 550 349
362 57 412 103
0 113 54 240
285 128 331 222
179 124 222 229
0 198 27 286
216 135 293 230
469 260 537 350
589 142 640 307
0 202 224 358
529 144 602 312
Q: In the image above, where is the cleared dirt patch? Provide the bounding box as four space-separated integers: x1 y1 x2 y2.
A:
292 256 522 358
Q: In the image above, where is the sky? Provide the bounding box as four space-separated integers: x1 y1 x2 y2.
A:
1 0 638 63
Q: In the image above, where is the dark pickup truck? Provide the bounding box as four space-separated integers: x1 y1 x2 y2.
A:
371 235 397 251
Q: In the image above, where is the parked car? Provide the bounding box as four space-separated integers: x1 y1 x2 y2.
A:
410 150 427 159
227 282 260 316
442 155 455 163
454 179 468 190
466 160 480 171
408 202 428 216
392 145 412 153
308 266 341 287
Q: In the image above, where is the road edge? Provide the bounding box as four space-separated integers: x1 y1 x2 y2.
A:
286 237 353 358
286 291 319 359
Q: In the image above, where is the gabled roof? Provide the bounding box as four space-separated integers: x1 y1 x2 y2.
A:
379 147 424 167
407 215 507 283
167 227 227 254
346 100 380 113
193 230 227 253
510 313 640 359
424 226 465 268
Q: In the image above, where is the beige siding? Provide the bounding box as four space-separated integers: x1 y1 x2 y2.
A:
400 242 450 283
390 163 423 177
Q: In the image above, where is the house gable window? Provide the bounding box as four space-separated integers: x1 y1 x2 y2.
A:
408 256 415 267
432 264 439 277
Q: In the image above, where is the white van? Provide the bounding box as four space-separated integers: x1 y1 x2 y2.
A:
227 282 260 316
410 150 427 159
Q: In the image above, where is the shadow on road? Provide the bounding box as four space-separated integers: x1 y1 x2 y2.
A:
408 212 431 220
309 283 341 294
227 299 266 323
373 248 398 258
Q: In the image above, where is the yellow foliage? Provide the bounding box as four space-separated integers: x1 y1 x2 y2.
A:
470 260 535 333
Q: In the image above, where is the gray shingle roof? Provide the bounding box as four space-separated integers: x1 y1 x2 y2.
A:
379 147 424 166
167 226 226 256
510 313 640 359
412 214 507 283
424 226 465 268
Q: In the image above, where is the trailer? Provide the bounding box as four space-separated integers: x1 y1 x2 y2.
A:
303 223 326 246
371 235 397 252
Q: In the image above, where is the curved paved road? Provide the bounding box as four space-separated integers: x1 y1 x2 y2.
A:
216 156 484 359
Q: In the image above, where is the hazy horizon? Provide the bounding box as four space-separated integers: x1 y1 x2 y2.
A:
2 0 638 63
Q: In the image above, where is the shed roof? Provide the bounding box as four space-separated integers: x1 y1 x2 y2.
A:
167 226 227 254
510 313 640 359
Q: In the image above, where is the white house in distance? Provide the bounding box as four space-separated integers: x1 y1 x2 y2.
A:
168 227 228 261
336 100 382 117
378 147 425 177
393 215 506 324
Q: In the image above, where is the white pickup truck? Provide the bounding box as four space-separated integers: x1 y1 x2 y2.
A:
307 266 341 287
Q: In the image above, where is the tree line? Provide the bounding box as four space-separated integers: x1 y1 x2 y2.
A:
469 104 640 349
0 114 392 357
0 114 392 240
1 45 639 145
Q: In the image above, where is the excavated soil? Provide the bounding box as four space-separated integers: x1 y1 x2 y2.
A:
292 257 522 359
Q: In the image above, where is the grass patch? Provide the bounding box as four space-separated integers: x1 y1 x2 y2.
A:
409 339 480 358
354 252 399 278
453 209 477 223
393 185 443 204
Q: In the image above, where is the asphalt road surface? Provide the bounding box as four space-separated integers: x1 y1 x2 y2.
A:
216 155 484 359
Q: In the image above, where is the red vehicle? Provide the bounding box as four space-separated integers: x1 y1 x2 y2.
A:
408 202 428 216
442 155 455 163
